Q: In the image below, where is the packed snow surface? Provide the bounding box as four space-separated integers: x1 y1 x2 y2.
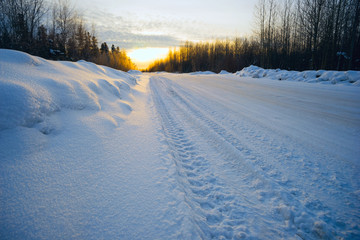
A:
1 50 360 239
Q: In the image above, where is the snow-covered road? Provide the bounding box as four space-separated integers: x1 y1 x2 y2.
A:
1 50 359 239
148 72 360 239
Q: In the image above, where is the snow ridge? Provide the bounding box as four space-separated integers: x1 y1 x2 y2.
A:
236 65 360 85
0 49 137 132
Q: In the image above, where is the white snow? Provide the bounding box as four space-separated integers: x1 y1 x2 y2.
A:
1 49 360 239
189 71 216 75
236 65 360 85
127 69 142 75
219 70 231 74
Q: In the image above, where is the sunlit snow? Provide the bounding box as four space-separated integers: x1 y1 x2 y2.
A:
1 49 359 239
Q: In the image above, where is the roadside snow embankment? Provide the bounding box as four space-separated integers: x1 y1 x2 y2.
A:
1 50 180 239
189 71 216 75
236 65 360 85
0 49 137 132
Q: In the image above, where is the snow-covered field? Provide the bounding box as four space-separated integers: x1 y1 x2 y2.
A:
1 49 359 239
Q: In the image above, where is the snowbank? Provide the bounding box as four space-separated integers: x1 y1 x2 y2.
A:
0 49 137 132
128 69 143 75
235 65 360 85
219 70 231 74
0 50 182 239
189 71 216 75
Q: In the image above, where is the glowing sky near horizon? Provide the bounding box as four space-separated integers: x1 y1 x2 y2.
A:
128 47 169 69
69 0 256 68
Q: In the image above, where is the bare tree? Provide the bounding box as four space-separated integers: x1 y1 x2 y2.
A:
280 0 293 58
254 0 267 66
348 0 360 69
28 0 46 41
299 0 327 69
56 0 75 53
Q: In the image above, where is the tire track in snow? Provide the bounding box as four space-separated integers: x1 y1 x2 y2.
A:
172 80 354 199
165 77 359 238
150 77 261 239
151 75 343 239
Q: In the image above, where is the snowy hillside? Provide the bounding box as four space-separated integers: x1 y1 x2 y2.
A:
1 50 360 239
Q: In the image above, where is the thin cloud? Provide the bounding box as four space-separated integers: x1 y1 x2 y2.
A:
83 8 235 50
100 30 180 49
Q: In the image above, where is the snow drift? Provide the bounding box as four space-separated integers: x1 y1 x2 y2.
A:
0 50 174 240
0 49 137 132
236 65 360 85
189 71 216 75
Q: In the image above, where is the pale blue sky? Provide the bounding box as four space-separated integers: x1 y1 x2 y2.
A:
71 0 256 50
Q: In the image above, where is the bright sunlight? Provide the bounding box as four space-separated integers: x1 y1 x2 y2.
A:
128 47 169 70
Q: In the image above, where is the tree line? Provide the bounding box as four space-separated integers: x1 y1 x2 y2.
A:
148 0 360 72
0 0 136 71
147 39 258 73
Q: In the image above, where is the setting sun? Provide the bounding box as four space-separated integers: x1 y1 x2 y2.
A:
128 48 169 69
